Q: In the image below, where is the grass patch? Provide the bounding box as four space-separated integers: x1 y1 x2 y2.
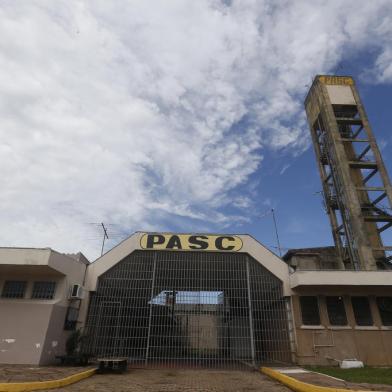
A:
306 366 392 385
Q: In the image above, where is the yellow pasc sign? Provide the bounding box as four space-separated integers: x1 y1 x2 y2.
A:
140 233 243 252
319 75 354 85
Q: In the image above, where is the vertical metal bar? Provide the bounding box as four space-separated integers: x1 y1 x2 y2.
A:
145 252 157 364
93 301 103 357
115 301 121 357
286 297 296 363
245 257 256 368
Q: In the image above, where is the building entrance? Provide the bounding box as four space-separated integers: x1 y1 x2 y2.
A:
85 250 291 367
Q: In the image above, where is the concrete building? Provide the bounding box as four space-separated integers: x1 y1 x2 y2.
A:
80 233 293 367
0 248 88 365
284 247 392 366
1 234 392 367
285 74 392 366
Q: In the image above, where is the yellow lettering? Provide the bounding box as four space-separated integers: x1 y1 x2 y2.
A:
140 233 243 252
319 75 354 85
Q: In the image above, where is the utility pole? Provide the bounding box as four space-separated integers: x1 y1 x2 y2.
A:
101 222 109 256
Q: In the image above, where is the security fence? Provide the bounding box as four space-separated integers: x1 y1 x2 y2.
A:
85 250 291 367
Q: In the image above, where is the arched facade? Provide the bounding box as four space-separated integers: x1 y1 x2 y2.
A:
85 249 291 367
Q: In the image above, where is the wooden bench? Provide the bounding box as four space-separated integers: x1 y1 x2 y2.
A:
97 357 128 373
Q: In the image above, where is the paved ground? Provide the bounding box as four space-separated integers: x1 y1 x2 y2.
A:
54 369 292 392
3 366 391 391
0 366 86 382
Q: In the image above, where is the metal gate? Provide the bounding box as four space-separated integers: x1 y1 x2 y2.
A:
85 250 291 367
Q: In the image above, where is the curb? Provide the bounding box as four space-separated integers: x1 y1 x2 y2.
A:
0 368 96 392
260 367 381 392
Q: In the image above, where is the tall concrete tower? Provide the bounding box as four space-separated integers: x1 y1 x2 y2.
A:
304 75 392 270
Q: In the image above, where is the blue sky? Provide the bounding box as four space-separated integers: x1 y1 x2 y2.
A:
0 1 391 260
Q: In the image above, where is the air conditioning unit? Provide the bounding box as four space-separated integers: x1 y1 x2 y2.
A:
69 284 84 299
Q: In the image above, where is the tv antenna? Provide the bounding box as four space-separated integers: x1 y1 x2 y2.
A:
100 222 109 256
271 209 282 257
258 208 282 257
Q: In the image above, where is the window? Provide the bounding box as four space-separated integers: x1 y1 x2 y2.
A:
326 296 347 326
64 307 79 330
351 297 373 326
300 296 321 325
1 281 27 298
31 281 56 299
376 297 392 326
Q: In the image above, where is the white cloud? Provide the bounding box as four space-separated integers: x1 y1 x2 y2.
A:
0 0 391 259
279 164 290 176
373 48 392 82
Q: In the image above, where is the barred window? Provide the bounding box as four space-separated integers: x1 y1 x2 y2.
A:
376 297 392 326
351 297 373 326
300 296 321 325
1 281 27 298
31 281 56 299
326 296 347 326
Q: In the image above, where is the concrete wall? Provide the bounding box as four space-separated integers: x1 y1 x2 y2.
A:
0 270 63 365
0 301 52 364
292 287 392 366
40 304 70 365
0 248 87 365
84 233 290 293
290 270 392 288
179 313 219 352
0 248 51 266
285 247 341 271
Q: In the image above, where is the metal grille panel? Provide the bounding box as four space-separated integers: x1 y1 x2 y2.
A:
85 250 291 367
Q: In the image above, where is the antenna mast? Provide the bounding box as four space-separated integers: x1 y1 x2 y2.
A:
101 222 109 256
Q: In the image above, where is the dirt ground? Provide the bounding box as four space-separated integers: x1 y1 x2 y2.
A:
0 366 87 383
53 368 292 392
